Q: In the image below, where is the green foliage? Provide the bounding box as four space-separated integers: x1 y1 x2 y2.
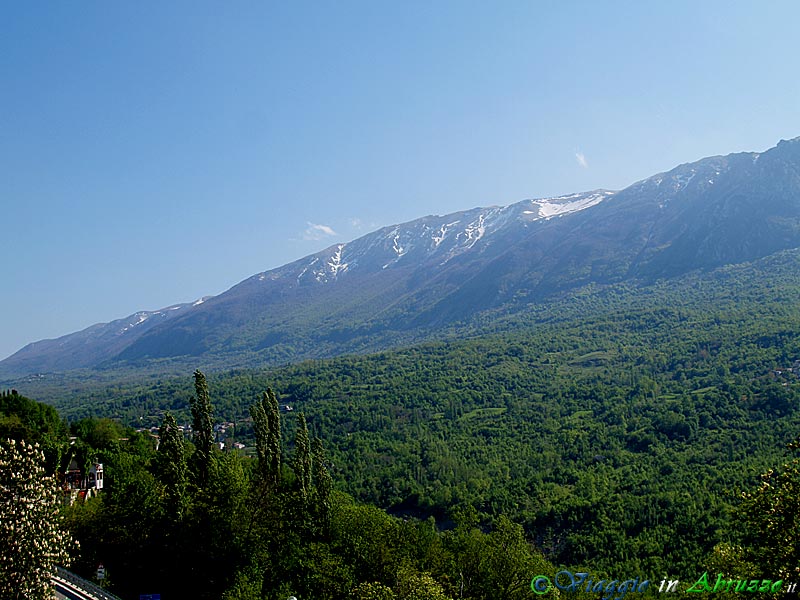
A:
445 515 552 600
0 390 67 472
727 435 800 580
293 412 312 501
395 567 452 600
312 436 333 535
221 566 263 600
71 417 125 453
265 388 282 488
250 389 282 489
190 369 215 488
350 581 396 600
155 411 186 519
250 393 269 477
12 253 800 585
330 497 399 585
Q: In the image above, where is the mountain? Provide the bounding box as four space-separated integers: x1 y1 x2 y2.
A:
0 299 208 377
3 137 800 379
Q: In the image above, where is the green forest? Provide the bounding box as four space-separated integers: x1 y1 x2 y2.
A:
3 252 800 598
2 383 558 600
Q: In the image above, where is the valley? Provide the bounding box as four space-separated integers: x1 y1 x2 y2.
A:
9 245 800 580
4 138 800 599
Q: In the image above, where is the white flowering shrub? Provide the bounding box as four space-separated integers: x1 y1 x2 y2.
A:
0 438 73 600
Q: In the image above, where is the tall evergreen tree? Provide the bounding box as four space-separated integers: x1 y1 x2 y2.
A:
190 369 215 488
250 395 270 482
312 435 332 534
156 411 187 518
250 388 282 489
265 388 281 487
292 412 312 501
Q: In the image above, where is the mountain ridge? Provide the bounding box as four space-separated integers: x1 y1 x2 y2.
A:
3 137 800 378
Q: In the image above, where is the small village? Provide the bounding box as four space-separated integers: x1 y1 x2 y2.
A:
59 403 295 505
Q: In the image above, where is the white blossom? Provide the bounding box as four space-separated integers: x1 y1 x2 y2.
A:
0 438 73 600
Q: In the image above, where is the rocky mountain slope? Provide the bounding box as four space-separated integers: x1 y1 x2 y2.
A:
3 137 800 378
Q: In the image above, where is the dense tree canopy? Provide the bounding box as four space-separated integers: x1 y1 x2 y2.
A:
58 374 563 599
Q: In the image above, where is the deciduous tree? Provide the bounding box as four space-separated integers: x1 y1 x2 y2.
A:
737 435 800 580
0 439 73 600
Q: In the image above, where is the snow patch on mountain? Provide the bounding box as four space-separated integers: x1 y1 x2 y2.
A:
432 226 445 247
630 158 730 210
280 191 614 284
120 313 149 333
460 214 487 248
392 234 405 257
328 244 349 276
302 245 350 282
115 299 205 335
525 191 614 220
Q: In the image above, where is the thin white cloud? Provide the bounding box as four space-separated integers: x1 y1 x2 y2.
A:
302 222 338 241
575 152 588 169
349 217 363 228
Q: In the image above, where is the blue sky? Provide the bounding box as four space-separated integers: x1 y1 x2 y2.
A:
2 1 800 361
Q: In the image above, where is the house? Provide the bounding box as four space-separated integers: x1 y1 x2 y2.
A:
88 463 104 491
62 457 104 505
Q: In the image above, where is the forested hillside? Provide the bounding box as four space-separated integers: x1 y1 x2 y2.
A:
3 385 560 600
13 249 800 582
